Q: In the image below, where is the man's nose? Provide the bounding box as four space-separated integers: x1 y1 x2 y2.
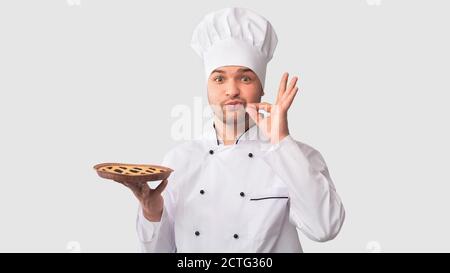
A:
225 81 240 97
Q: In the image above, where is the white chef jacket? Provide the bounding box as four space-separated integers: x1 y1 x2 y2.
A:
136 123 345 252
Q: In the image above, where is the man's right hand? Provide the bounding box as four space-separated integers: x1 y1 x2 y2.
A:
115 179 168 222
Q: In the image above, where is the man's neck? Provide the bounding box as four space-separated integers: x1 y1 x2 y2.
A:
213 117 253 146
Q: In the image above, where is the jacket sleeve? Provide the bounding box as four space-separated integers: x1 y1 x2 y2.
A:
135 151 178 252
261 135 345 242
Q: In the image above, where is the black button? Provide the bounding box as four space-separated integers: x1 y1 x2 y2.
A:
233 234 239 239
200 190 205 195
195 231 200 236
248 153 253 158
240 192 245 197
209 150 214 155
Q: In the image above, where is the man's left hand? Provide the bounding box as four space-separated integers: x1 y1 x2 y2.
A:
246 72 299 144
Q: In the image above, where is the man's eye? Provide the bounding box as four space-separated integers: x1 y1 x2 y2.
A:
214 76 223 83
241 76 251 83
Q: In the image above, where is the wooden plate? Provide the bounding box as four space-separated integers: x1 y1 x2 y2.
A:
93 163 173 183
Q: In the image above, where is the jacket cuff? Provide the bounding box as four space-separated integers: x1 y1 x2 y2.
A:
136 206 161 243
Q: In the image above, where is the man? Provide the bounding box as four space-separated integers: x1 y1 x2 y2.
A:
120 7 345 252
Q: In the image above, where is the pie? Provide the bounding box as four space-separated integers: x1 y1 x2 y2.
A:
94 163 173 183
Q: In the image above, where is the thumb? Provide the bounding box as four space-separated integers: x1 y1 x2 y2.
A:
245 104 260 124
154 179 168 195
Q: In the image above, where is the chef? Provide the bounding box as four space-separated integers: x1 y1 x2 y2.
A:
119 7 345 252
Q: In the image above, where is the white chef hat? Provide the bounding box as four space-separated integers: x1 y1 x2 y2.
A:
190 7 278 90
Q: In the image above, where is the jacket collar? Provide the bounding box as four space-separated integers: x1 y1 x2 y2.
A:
202 120 270 146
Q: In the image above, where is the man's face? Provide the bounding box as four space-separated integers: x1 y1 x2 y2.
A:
207 66 263 125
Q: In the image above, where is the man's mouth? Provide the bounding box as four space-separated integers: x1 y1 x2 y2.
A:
223 100 245 111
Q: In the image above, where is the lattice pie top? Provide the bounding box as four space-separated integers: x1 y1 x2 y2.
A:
98 164 165 176
93 163 173 182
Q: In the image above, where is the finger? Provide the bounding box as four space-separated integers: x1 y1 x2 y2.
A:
256 102 272 113
132 181 148 194
282 76 299 101
276 72 289 104
154 179 168 195
123 182 147 199
245 104 263 124
116 180 140 191
249 102 272 110
284 87 299 109
245 104 259 124
287 76 298 92
139 182 151 194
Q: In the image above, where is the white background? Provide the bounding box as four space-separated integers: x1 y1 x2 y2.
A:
0 0 449 252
